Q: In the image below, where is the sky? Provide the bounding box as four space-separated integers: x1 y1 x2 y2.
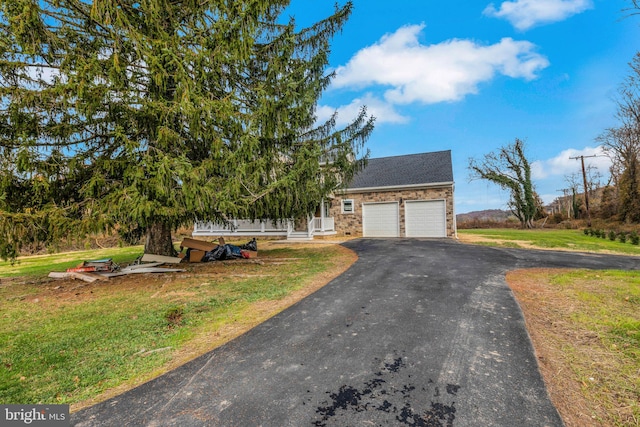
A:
287 0 640 214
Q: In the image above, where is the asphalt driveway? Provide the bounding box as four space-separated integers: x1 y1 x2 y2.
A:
72 239 639 426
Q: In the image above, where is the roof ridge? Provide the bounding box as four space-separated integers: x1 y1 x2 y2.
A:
366 150 451 162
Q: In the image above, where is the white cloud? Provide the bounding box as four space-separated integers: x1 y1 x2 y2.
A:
531 146 611 179
316 93 409 126
483 0 593 31
331 24 549 105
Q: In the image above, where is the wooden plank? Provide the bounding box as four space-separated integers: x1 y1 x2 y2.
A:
179 237 217 252
98 272 130 278
121 262 164 271
128 268 185 273
48 271 105 283
49 272 74 279
140 254 184 264
79 272 110 282
100 268 185 277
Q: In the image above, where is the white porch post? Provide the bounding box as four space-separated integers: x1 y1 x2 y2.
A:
320 198 326 232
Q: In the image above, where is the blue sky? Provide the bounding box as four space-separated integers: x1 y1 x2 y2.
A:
288 0 640 214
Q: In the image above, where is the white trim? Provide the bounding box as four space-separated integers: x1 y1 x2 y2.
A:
340 181 454 194
452 183 458 238
341 199 355 214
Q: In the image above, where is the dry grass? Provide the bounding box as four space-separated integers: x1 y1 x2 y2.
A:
507 269 640 427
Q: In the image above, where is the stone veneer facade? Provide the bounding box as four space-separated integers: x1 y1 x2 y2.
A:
329 186 455 237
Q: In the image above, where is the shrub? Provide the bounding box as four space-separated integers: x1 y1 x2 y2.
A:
583 228 590 235
630 232 639 245
551 213 565 224
618 232 627 243
608 230 617 241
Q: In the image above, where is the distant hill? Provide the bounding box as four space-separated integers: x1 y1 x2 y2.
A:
456 209 514 224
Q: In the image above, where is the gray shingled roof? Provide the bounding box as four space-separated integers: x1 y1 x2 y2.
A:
348 150 453 189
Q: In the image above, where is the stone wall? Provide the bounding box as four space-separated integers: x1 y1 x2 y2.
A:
329 186 455 237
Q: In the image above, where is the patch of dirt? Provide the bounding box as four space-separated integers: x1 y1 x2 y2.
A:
506 269 625 427
13 242 330 306
456 233 539 249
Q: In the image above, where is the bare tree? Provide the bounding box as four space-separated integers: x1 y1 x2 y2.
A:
598 53 640 222
564 173 583 219
469 138 542 228
585 165 603 192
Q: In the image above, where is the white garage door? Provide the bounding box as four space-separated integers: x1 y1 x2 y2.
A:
363 202 399 237
405 200 447 237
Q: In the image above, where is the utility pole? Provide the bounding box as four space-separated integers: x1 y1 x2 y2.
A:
570 155 597 227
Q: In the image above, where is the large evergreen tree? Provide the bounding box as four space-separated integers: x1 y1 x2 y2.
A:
0 0 373 258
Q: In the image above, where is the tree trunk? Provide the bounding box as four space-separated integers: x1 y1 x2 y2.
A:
145 222 176 256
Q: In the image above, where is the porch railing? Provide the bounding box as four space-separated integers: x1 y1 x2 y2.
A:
193 217 334 237
193 219 291 236
313 217 335 232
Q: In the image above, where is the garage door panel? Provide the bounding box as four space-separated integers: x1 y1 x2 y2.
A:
363 203 399 237
406 200 446 237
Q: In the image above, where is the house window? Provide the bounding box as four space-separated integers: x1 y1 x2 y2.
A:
342 199 354 214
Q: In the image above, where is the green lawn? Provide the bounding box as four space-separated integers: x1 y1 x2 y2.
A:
0 243 353 408
459 228 640 256
2 231 638 417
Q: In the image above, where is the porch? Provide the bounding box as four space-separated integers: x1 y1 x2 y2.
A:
192 216 336 241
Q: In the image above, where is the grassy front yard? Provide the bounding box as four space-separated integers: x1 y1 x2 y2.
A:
1 231 638 426
459 228 640 256
508 269 640 426
0 242 356 411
